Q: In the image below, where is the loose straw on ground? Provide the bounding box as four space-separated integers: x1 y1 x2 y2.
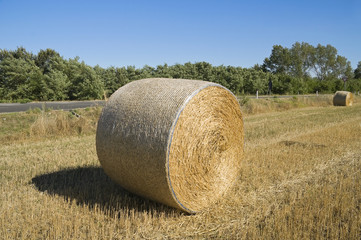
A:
333 91 353 106
96 78 244 213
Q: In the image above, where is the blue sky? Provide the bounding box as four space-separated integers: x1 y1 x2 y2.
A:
0 0 360 69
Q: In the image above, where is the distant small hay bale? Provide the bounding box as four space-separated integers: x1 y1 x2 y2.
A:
96 78 244 213
333 91 353 106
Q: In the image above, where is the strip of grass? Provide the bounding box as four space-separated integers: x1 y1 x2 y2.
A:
1 95 359 145
240 95 333 115
0 107 102 145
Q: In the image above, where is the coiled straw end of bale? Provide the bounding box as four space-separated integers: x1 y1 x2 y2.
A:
167 86 244 212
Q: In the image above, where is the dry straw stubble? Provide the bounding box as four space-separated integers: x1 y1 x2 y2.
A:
96 78 244 213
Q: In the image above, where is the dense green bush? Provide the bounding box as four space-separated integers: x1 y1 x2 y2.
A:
0 46 360 102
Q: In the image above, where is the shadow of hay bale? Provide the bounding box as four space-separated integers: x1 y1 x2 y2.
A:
31 167 181 217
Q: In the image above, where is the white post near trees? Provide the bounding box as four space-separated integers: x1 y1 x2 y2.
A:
256 90 259 99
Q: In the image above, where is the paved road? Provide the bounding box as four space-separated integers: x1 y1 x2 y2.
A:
0 100 106 114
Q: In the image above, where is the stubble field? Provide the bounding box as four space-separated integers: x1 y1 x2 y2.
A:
0 96 360 239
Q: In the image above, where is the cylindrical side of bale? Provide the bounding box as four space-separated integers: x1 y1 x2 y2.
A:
333 91 353 106
96 78 244 213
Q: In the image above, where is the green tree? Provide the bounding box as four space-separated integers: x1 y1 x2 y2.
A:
182 62 198 79
289 42 313 78
115 67 130 88
140 65 155 79
354 61 361 79
243 69 268 94
35 48 70 100
126 66 140 80
224 66 244 95
168 64 186 79
334 55 353 80
35 49 62 74
44 69 70 100
66 58 104 100
263 43 352 82
155 64 172 78
0 56 47 100
346 78 361 92
11 47 34 61
94 65 117 95
0 49 12 61
194 62 213 81
211 65 231 90
309 44 338 80
262 45 291 74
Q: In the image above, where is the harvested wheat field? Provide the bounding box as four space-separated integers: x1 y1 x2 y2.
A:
1 96 361 239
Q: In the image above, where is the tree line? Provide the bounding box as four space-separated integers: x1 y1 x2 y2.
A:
0 43 360 101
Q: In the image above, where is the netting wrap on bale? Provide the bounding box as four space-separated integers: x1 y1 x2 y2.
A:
96 78 244 213
333 91 353 106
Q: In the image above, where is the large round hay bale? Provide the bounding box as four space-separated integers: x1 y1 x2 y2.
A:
96 78 244 213
333 91 353 106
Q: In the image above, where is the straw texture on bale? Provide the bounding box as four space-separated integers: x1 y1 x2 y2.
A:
96 78 244 213
333 91 353 106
